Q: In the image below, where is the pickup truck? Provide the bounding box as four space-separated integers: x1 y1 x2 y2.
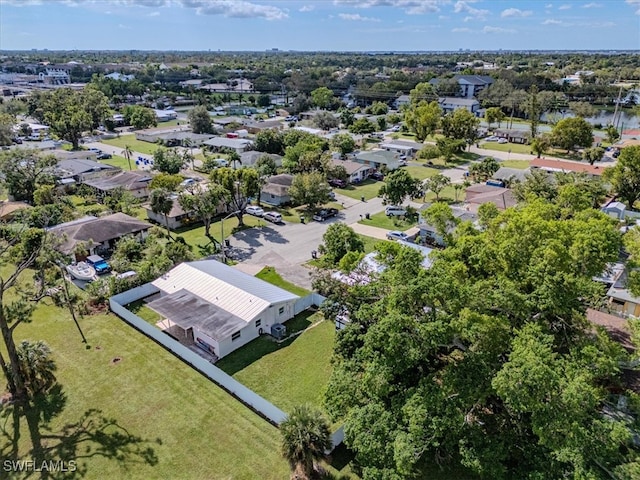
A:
86 255 112 275
313 208 339 222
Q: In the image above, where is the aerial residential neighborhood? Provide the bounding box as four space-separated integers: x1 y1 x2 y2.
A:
0 1 639 479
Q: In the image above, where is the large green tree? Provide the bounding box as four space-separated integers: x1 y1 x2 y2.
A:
323 199 632 479
310 86 334 110
289 172 333 211
423 173 451 201
318 223 364 266
178 184 226 240
441 108 480 149
551 117 593 152
0 149 57 203
405 101 441 142
122 105 157 130
187 105 214 134
603 145 640 208
150 188 174 239
378 169 420 206
209 167 260 227
153 148 185 175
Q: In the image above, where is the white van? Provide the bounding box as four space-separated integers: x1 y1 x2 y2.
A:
263 212 282 223
385 206 406 217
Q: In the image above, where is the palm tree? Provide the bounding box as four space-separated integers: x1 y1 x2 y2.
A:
280 405 331 480
182 138 195 170
453 183 464 202
122 145 133 171
16 340 57 396
150 188 174 240
228 150 242 170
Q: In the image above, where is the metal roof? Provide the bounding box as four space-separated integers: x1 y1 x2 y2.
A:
151 260 299 323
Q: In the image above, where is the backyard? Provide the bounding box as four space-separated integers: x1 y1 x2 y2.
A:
359 211 417 231
335 179 383 201
101 154 137 170
101 136 163 156
499 159 531 169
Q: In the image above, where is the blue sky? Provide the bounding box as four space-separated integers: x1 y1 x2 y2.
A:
1 0 638 51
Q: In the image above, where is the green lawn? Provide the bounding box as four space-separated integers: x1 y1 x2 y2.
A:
479 142 532 154
255 266 310 297
216 312 333 412
423 185 462 204
128 299 162 324
2 300 289 479
500 159 531 169
404 165 439 181
359 234 384 253
174 215 262 256
335 179 383 201
101 154 137 171
359 211 417 231
101 136 163 156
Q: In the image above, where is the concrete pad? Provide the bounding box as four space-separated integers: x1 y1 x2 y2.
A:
349 222 390 240
232 263 264 276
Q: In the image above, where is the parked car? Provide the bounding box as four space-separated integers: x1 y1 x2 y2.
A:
371 171 384 181
398 160 408 166
86 255 111 275
312 208 339 222
97 152 112 160
386 231 409 242
89 147 102 153
246 206 265 217
328 178 347 188
180 178 197 188
263 212 282 223
485 136 499 142
329 191 336 200
385 205 407 217
497 138 508 144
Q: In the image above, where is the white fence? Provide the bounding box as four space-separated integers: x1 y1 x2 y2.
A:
294 292 326 315
109 284 343 449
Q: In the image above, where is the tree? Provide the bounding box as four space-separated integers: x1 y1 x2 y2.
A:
150 173 183 191
323 200 629 479
348 118 376 135
405 101 441 142
122 145 133 171
187 105 214 134
331 133 356 157
15 340 57 397
280 405 332 480
40 89 95 149
421 202 458 241
441 108 480 149
525 85 542 139
433 77 461 97
150 188 174 239
209 167 260 227
122 105 157 130
478 79 514 107
582 146 605 165
255 154 278 177
0 149 57 203
318 223 364 265
530 134 552 158
423 173 451 201
289 172 333 211
178 184 226 239
255 129 284 155
313 111 339 131
569 101 597 119
484 107 506 129
378 169 420 206
603 145 640 208
310 86 334 110
227 150 242 170
409 82 436 105
468 157 499 183
436 137 466 164
368 101 389 115
0 112 15 146
551 117 593 152
153 148 185 175
340 109 355 128
605 124 620 144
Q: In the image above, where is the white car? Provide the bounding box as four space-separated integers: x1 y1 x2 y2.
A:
498 138 509 144
246 206 265 217
386 231 409 242
485 136 499 142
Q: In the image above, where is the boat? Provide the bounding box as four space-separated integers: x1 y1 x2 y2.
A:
66 262 97 282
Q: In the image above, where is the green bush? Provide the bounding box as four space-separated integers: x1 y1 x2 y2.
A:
418 145 440 160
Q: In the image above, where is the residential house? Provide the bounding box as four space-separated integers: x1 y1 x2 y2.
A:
242 119 283 135
203 137 253 154
240 151 282 168
492 166 530 185
47 213 151 258
494 129 530 144
82 171 153 200
260 174 294 206
105 72 135 82
530 158 605 177
602 201 628 221
353 150 401 171
419 207 477 247
8 140 57 152
55 158 117 186
393 94 411 110
465 184 517 211
144 193 225 230
606 268 640 318
154 109 178 122
438 97 481 116
379 140 423 159
430 75 494 99
148 260 299 359
331 158 372 183
135 128 213 147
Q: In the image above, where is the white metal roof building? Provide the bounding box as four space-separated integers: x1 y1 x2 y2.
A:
150 260 300 358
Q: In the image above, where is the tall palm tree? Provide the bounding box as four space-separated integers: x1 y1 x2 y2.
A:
227 150 242 170
150 188 174 240
280 405 331 480
122 145 133 171
16 340 57 396
182 138 195 170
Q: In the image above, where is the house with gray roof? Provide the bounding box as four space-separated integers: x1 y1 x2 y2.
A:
148 260 300 359
492 166 530 184
260 174 294 206
82 171 153 200
240 150 283 168
430 75 494 99
55 158 117 185
353 149 401 171
203 137 253 154
330 158 372 183
438 97 481 116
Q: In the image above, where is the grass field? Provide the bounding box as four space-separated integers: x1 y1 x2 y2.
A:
1 301 290 479
217 312 333 412
404 165 439 181
500 159 531 169
335 179 383 201
479 142 532 154
101 154 137 171
101 136 162 156
173 215 262 256
255 266 310 297
423 185 461 204
359 211 416 231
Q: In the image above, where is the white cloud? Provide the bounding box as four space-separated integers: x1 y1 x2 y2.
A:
501 8 532 18
148 10 160 16
482 25 516 34
452 27 473 32
453 1 489 20
338 12 381 21
542 18 563 24
117 23 131 29
438 14 449 19
542 18 614 27
626 0 640 14
180 0 288 20
582 2 602 7
332 0 444 15
463 15 474 22
558 3 571 9
545 3 553 7
299 5 314 12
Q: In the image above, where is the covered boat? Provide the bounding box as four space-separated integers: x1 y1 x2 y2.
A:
66 262 97 282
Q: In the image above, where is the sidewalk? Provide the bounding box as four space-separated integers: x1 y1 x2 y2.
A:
349 222 390 240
